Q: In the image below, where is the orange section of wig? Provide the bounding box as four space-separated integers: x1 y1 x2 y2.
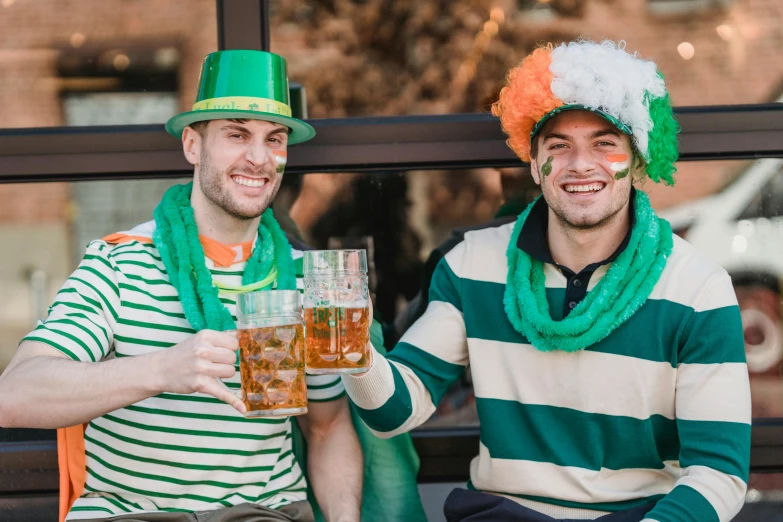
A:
491 47 563 162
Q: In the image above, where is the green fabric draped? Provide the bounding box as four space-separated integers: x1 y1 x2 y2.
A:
152 182 297 332
504 190 673 352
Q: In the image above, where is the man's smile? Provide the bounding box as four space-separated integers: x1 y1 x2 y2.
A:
562 181 606 194
230 174 270 189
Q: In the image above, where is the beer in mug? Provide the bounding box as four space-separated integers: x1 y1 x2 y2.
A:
303 250 372 374
236 290 307 416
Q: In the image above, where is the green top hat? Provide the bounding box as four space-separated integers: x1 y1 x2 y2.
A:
165 50 315 144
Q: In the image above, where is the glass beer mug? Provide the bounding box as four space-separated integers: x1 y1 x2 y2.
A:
303 250 371 374
235 290 307 417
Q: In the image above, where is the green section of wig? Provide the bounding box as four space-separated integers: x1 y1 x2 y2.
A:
643 73 680 186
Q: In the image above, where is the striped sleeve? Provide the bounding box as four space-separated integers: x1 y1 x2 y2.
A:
22 240 120 362
305 374 345 402
343 242 469 437
645 273 751 522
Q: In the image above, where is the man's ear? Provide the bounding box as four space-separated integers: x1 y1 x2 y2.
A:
631 153 647 182
530 157 541 186
182 126 202 167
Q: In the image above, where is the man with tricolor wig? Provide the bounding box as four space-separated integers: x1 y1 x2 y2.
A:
343 40 751 521
0 50 364 521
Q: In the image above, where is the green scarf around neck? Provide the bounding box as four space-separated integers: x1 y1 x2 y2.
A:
152 182 296 332
504 189 673 352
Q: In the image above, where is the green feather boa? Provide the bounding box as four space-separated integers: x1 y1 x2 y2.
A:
152 182 296 331
644 73 680 186
504 190 673 352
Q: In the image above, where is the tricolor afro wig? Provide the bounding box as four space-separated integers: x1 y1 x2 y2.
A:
492 40 680 185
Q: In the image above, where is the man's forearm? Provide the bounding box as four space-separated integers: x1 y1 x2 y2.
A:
306 407 363 522
0 342 161 429
343 344 440 437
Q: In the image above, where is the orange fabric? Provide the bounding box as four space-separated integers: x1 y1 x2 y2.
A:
58 425 87 522
102 233 154 245
199 236 253 267
491 46 563 162
102 233 253 268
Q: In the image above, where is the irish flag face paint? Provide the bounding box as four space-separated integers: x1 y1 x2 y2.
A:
272 150 287 175
606 153 631 180
606 153 629 172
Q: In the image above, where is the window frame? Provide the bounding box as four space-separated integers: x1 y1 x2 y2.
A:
2 105 783 183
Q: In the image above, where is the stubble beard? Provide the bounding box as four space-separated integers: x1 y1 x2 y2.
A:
544 185 630 233
197 148 281 221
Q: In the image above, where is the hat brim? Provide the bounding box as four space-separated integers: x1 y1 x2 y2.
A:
530 104 632 141
165 110 316 145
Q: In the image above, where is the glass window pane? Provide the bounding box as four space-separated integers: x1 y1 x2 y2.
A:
270 0 783 117
0 0 217 129
667 159 783 419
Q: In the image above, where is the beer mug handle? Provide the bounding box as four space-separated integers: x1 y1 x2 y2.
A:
222 329 242 399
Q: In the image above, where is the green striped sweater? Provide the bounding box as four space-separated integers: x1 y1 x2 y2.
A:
344 221 751 522
24 220 344 520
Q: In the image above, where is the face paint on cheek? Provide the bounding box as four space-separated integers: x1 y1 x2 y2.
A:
605 153 630 174
272 150 287 175
541 156 554 177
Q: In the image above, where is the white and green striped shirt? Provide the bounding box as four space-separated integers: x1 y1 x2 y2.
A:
344 222 751 522
24 221 344 520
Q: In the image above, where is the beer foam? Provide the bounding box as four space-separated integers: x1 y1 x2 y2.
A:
303 299 369 308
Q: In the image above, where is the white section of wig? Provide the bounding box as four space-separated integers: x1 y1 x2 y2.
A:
549 40 666 161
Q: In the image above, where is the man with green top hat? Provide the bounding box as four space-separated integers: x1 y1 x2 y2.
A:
0 50 363 522
344 40 751 522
